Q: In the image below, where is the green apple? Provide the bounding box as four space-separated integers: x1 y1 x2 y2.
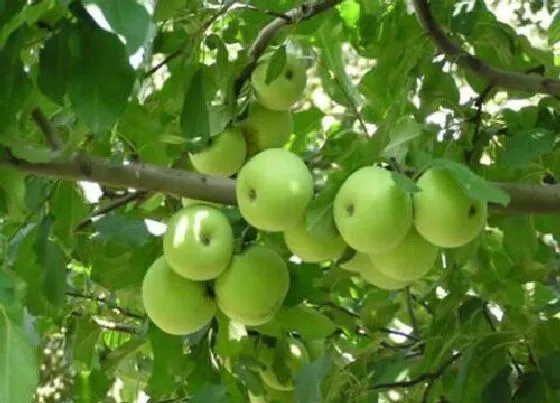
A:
251 53 307 111
214 246 290 326
413 168 488 248
163 204 234 281
340 252 409 289
333 166 413 254
142 256 216 335
257 338 310 391
241 102 294 156
283 219 347 262
189 127 247 177
371 227 438 282
236 148 314 232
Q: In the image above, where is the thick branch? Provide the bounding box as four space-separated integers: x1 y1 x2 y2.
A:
412 0 560 98
0 153 237 204
234 0 343 95
1 154 559 213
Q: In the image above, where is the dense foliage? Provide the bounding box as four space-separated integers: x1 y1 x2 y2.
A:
1 0 559 402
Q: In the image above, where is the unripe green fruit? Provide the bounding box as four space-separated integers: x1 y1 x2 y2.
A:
242 102 294 156
163 205 234 281
251 53 307 111
413 168 488 248
333 166 413 254
340 252 409 289
283 219 347 262
214 246 290 326
142 257 216 335
236 148 314 232
371 228 438 282
189 127 247 177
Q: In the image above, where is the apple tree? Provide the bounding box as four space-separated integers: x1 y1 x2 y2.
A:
1 0 560 402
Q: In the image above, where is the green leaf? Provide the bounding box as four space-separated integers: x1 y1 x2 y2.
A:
430 158 511 206
391 171 421 193
83 0 151 53
304 189 339 241
295 354 332 403
501 215 537 262
316 15 363 108
38 26 70 104
72 315 102 367
540 351 560 390
482 366 512 403
337 0 361 27
548 13 560 45
191 384 229 403
0 30 32 126
383 116 422 161
181 68 211 145
0 305 40 403
51 183 89 246
68 23 135 133
71 368 111 402
0 167 27 221
265 45 287 85
147 324 184 396
92 214 153 248
500 129 556 166
34 216 67 306
101 338 145 376
513 371 549 402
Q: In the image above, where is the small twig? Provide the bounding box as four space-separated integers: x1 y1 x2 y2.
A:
234 0 343 96
370 352 461 390
232 4 293 21
93 317 139 335
379 327 421 342
73 191 148 231
405 287 419 336
66 290 145 320
144 0 237 78
31 108 63 151
411 0 560 97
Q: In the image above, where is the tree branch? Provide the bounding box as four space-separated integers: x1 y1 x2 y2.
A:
412 0 560 98
66 290 145 320
74 191 148 231
370 352 461 390
405 287 419 336
31 108 63 151
234 0 343 96
1 151 559 213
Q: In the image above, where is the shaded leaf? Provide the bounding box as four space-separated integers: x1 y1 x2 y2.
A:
181 68 211 146
430 158 511 205
265 45 287 85
68 23 135 133
83 0 151 53
38 27 70 104
92 214 153 248
295 354 332 403
0 306 40 403
540 351 560 390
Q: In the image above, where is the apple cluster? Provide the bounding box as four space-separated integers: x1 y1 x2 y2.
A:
141 49 489 339
141 52 308 336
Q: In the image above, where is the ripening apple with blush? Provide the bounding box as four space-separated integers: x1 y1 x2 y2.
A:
413 168 488 248
333 166 413 254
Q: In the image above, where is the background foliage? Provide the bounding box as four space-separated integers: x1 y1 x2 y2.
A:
0 0 559 402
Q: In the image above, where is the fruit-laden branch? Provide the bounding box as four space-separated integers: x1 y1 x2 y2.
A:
234 0 343 95
1 153 560 213
412 0 560 98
